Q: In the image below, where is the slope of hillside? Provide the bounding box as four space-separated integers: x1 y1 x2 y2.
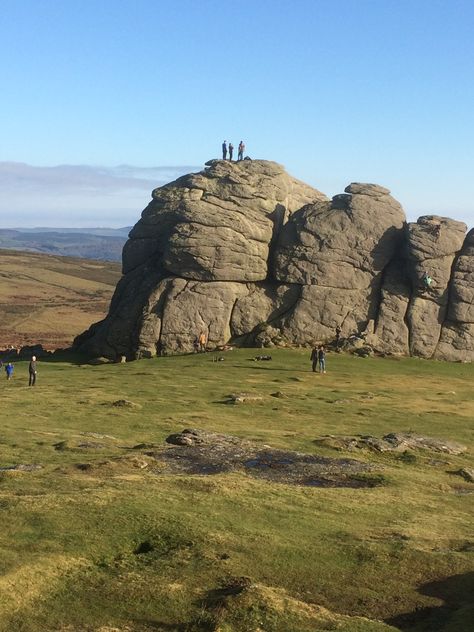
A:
0 249 121 349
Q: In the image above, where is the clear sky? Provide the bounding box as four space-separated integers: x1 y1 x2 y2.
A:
1 0 473 227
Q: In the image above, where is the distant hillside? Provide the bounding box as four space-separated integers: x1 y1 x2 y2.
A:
0 249 121 349
0 227 130 261
10 226 132 237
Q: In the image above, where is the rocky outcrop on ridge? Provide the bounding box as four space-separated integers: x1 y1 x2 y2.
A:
74 159 473 361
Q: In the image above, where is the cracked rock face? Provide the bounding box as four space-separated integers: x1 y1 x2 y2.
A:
74 161 472 361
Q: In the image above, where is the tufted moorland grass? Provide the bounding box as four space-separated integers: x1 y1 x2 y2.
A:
0 348 472 631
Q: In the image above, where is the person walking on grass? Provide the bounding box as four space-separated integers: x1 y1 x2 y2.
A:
310 345 319 373
5 362 14 380
318 345 327 373
29 355 37 386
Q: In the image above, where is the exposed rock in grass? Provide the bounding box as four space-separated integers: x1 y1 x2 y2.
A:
87 356 111 365
166 428 248 447
353 345 375 357
110 399 141 408
456 467 474 483
316 432 466 455
132 442 161 450
157 428 383 488
0 463 42 472
80 432 118 440
270 390 286 398
76 441 107 450
75 463 93 471
382 433 466 454
226 392 264 404
53 441 69 451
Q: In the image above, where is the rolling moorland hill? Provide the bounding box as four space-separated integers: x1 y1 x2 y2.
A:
0 227 130 261
0 249 121 349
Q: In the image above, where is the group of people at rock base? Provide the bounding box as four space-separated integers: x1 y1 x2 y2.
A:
2 355 37 385
310 345 327 373
222 141 245 161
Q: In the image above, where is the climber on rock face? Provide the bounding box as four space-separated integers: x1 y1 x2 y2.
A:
422 271 433 290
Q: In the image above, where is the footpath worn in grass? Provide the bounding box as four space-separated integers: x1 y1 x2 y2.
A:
0 349 472 631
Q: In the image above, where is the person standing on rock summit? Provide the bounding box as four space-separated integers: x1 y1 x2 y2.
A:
29 355 37 386
228 142 234 161
238 141 245 161
222 141 227 160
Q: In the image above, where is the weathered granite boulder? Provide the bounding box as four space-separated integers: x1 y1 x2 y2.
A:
274 183 405 343
435 228 474 360
73 160 472 361
405 216 467 358
124 159 324 281
368 259 411 354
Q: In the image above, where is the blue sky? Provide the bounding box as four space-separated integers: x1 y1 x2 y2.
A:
1 0 473 227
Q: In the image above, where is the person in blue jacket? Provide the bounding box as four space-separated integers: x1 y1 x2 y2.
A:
5 362 14 380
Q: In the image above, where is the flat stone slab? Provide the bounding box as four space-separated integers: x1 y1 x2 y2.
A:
153 429 383 488
226 392 264 404
315 432 466 455
0 464 42 472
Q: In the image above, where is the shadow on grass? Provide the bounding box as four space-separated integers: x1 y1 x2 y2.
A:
231 364 307 372
386 571 474 631
131 620 190 631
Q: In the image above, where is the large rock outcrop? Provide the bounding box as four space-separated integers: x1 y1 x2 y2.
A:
74 160 473 361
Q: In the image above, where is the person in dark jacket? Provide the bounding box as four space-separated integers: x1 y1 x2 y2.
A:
222 141 227 160
310 345 319 372
228 142 234 161
29 355 37 386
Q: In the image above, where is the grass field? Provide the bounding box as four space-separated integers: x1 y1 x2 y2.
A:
0 249 121 350
0 348 472 631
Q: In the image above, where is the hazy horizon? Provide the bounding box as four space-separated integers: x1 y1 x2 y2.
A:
0 159 472 230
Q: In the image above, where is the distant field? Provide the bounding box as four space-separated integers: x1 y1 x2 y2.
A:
0 228 127 261
0 349 472 631
0 249 121 349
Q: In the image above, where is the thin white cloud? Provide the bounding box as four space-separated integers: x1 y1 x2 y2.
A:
0 162 200 227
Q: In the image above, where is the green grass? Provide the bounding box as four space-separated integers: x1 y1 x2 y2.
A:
0 349 472 631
